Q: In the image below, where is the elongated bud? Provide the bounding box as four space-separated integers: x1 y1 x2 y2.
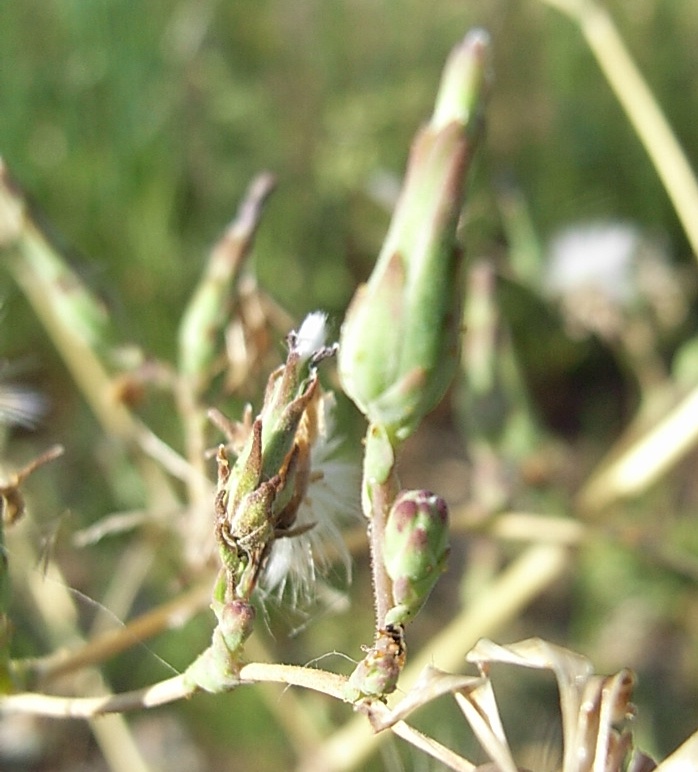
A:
383 489 449 626
338 30 490 441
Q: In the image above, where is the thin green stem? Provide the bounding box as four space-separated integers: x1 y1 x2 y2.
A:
367 477 398 628
362 425 400 629
1 662 478 772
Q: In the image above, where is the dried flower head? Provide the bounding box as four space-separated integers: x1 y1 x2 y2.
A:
370 637 678 771
460 638 654 772
213 313 357 604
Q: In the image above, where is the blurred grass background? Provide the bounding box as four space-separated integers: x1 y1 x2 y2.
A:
1 1 698 770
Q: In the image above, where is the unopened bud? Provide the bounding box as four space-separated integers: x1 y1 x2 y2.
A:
184 599 256 693
383 489 449 626
344 626 405 701
338 30 490 441
216 599 256 653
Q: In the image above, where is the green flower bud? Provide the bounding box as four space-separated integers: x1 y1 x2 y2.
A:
383 490 449 626
338 30 490 441
178 173 275 392
344 626 405 701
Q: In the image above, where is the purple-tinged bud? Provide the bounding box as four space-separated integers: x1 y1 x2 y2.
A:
217 599 256 654
383 489 449 626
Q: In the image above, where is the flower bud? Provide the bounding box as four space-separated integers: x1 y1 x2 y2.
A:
344 626 405 701
338 30 490 441
216 599 256 654
383 489 449 626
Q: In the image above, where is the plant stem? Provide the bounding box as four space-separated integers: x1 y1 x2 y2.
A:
1 662 478 771
0 674 197 717
362 425 400 629
367 476 398 628
0 662 348 717
18 583 211 686
539 0 698 265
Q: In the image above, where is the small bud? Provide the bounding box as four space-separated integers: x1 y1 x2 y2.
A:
383 490 449 626
216 599 256 654
344 626 405 701
338 30 490 441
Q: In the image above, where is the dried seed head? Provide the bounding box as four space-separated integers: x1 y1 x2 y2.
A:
214 314 355 603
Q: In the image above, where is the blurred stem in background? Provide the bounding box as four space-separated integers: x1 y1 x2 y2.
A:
538 0 698 262
536 0 698 514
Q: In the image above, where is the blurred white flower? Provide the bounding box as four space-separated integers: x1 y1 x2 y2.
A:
543 221 685 341
545 222 640 306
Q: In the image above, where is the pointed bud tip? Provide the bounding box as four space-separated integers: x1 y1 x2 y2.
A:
432 28 492 132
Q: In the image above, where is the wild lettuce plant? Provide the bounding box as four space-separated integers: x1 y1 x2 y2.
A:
1 15 697 772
